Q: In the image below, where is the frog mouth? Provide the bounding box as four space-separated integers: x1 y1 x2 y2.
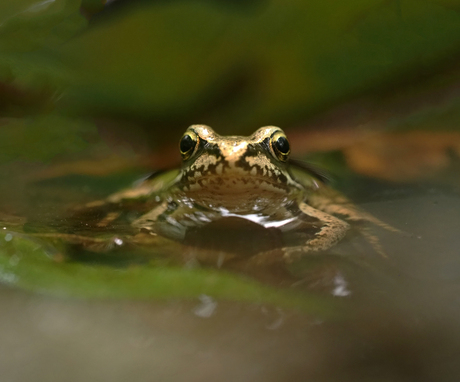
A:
181 173 291 194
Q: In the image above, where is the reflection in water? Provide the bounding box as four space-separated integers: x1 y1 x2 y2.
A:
331 272 351 297
193 294 217 318
1 173 460 381
216 206 299 229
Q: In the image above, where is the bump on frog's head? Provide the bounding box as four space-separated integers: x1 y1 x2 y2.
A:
250 126 291 163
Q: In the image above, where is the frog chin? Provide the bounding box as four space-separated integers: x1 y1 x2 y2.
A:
181 175 290 195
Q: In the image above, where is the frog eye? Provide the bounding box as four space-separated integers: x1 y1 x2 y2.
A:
270 131 290 161
179 130 198 160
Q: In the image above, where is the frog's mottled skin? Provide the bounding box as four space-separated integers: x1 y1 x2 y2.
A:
106 125 396 260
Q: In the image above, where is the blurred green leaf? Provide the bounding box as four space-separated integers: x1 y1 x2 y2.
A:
59 0 460 132
2 0 460 136
0 114 98 163
0 231 335 316
0 0 86 52
0 0 86 115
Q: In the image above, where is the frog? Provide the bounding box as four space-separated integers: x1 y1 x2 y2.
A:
90 124 398 263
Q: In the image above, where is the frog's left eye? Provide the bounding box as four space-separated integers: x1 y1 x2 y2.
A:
270 131 290 161
179 130 198 160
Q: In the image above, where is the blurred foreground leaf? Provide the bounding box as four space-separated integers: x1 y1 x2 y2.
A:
0 232 334 316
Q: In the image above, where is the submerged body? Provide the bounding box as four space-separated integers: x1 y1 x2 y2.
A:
107 125 395 260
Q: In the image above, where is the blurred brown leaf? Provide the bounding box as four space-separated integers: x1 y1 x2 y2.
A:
343 131 460 182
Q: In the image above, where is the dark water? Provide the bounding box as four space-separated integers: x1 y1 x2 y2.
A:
1 171 460 382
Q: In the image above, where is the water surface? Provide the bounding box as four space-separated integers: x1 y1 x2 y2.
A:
0 169 459 382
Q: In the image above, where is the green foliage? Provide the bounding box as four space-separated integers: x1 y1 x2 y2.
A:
2 0 460 157
0 0 85 52
0 114 97 162
0 231 335 315
60 0 460 131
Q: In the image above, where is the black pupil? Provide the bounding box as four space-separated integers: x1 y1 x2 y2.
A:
180 134 195 153
275 136 289 154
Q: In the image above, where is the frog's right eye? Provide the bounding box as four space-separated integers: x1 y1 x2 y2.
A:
179 130 198 160
270 130 290 162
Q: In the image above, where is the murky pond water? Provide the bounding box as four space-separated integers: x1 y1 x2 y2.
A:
1 169 460 382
